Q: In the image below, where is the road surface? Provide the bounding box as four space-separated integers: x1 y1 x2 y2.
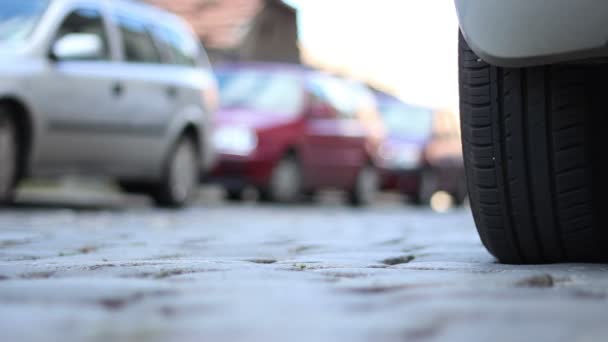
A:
0 187 607 342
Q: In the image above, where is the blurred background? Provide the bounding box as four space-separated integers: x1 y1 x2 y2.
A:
1 0 465 212
149 0 464 211
146 0 459 112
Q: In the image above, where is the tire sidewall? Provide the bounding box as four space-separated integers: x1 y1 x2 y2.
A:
415 169 438 206
267 155 301 203
350 164 379 206
161 137 199 207
0 115 17 203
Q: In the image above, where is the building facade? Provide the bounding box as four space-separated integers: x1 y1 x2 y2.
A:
145 0 300 64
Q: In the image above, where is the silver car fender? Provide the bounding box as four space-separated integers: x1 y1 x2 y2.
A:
456 0 608 67
163 105 216 174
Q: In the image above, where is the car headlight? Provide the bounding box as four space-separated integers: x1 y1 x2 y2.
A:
213 126 258 156
379 144 422 170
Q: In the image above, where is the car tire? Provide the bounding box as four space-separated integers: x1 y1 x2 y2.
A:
410 170 438 206
301 189 317 204
348 164 378 207
0 113 17 205
459 32 608 264
259 155 301 203
118 181 155 195
452 175 468 207
153 136 199 208
225 188 244 202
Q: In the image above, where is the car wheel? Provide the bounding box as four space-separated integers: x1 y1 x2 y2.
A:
452 176 468 207
0 114 17 205
225 188 244 202
259 155 301 203
118 181 155 195
348 164 378 207
153 137 199 208
410 170 438 206
301 189 317 204
459 32 607 263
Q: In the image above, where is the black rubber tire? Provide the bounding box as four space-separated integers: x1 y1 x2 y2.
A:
348 164 379 207
459 32 608 264
301 190 317 204
259 155 302 204
0 113 17 205
153 137 199 208
118 181 155 195
225 188 244 202
409 170 438 206
452 177 468 207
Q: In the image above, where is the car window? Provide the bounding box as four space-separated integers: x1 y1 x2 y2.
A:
308 75 358 120
349 82 385 138
116 14 161 64
54 8 110 60
151 24 200 67
380 102 433 138
216 70 303 116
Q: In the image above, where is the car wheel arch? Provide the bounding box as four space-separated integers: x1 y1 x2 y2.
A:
0 97 33 179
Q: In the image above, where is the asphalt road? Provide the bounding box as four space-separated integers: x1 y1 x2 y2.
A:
1 186 607 342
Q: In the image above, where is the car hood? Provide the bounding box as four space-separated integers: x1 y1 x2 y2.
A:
214 108 297 130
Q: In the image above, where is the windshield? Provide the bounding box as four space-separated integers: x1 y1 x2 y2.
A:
380 102 433 138
0 0 49 43
217 70 304 115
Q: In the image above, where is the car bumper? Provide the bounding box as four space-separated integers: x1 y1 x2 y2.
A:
205 153 275 190
380 168 422 195
456 0 608 67
380 165 466 196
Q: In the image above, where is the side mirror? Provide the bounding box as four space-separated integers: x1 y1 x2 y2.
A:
51 33 103 61
309 102 335 119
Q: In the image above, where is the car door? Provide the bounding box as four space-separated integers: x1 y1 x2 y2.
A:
31 5 124 173
107 11 177 175
301 75 363 189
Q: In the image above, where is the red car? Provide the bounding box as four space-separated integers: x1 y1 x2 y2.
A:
209 63 385 205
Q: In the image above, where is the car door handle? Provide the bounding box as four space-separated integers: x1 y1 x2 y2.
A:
166 86 178 99
112 83 124 97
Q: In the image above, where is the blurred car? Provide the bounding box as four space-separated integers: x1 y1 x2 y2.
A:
375 93 466 205
0 0 218 207
456 1 608 263
209 63 385 206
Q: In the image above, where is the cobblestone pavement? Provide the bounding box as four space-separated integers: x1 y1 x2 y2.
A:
1 188 608 342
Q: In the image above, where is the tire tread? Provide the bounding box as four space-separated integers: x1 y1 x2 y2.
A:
459 32 603 263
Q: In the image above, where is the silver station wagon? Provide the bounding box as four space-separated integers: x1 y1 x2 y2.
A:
0 0 218 207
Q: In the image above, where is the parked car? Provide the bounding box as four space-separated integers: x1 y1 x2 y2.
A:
457 1 608 263
209 63 385 206
375 93 465 206
0 0 218 207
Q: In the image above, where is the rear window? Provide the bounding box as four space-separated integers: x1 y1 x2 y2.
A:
217 70 304 116
0 0 49 43
151 24 200 67
310 76 354 119
116 14 161 64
